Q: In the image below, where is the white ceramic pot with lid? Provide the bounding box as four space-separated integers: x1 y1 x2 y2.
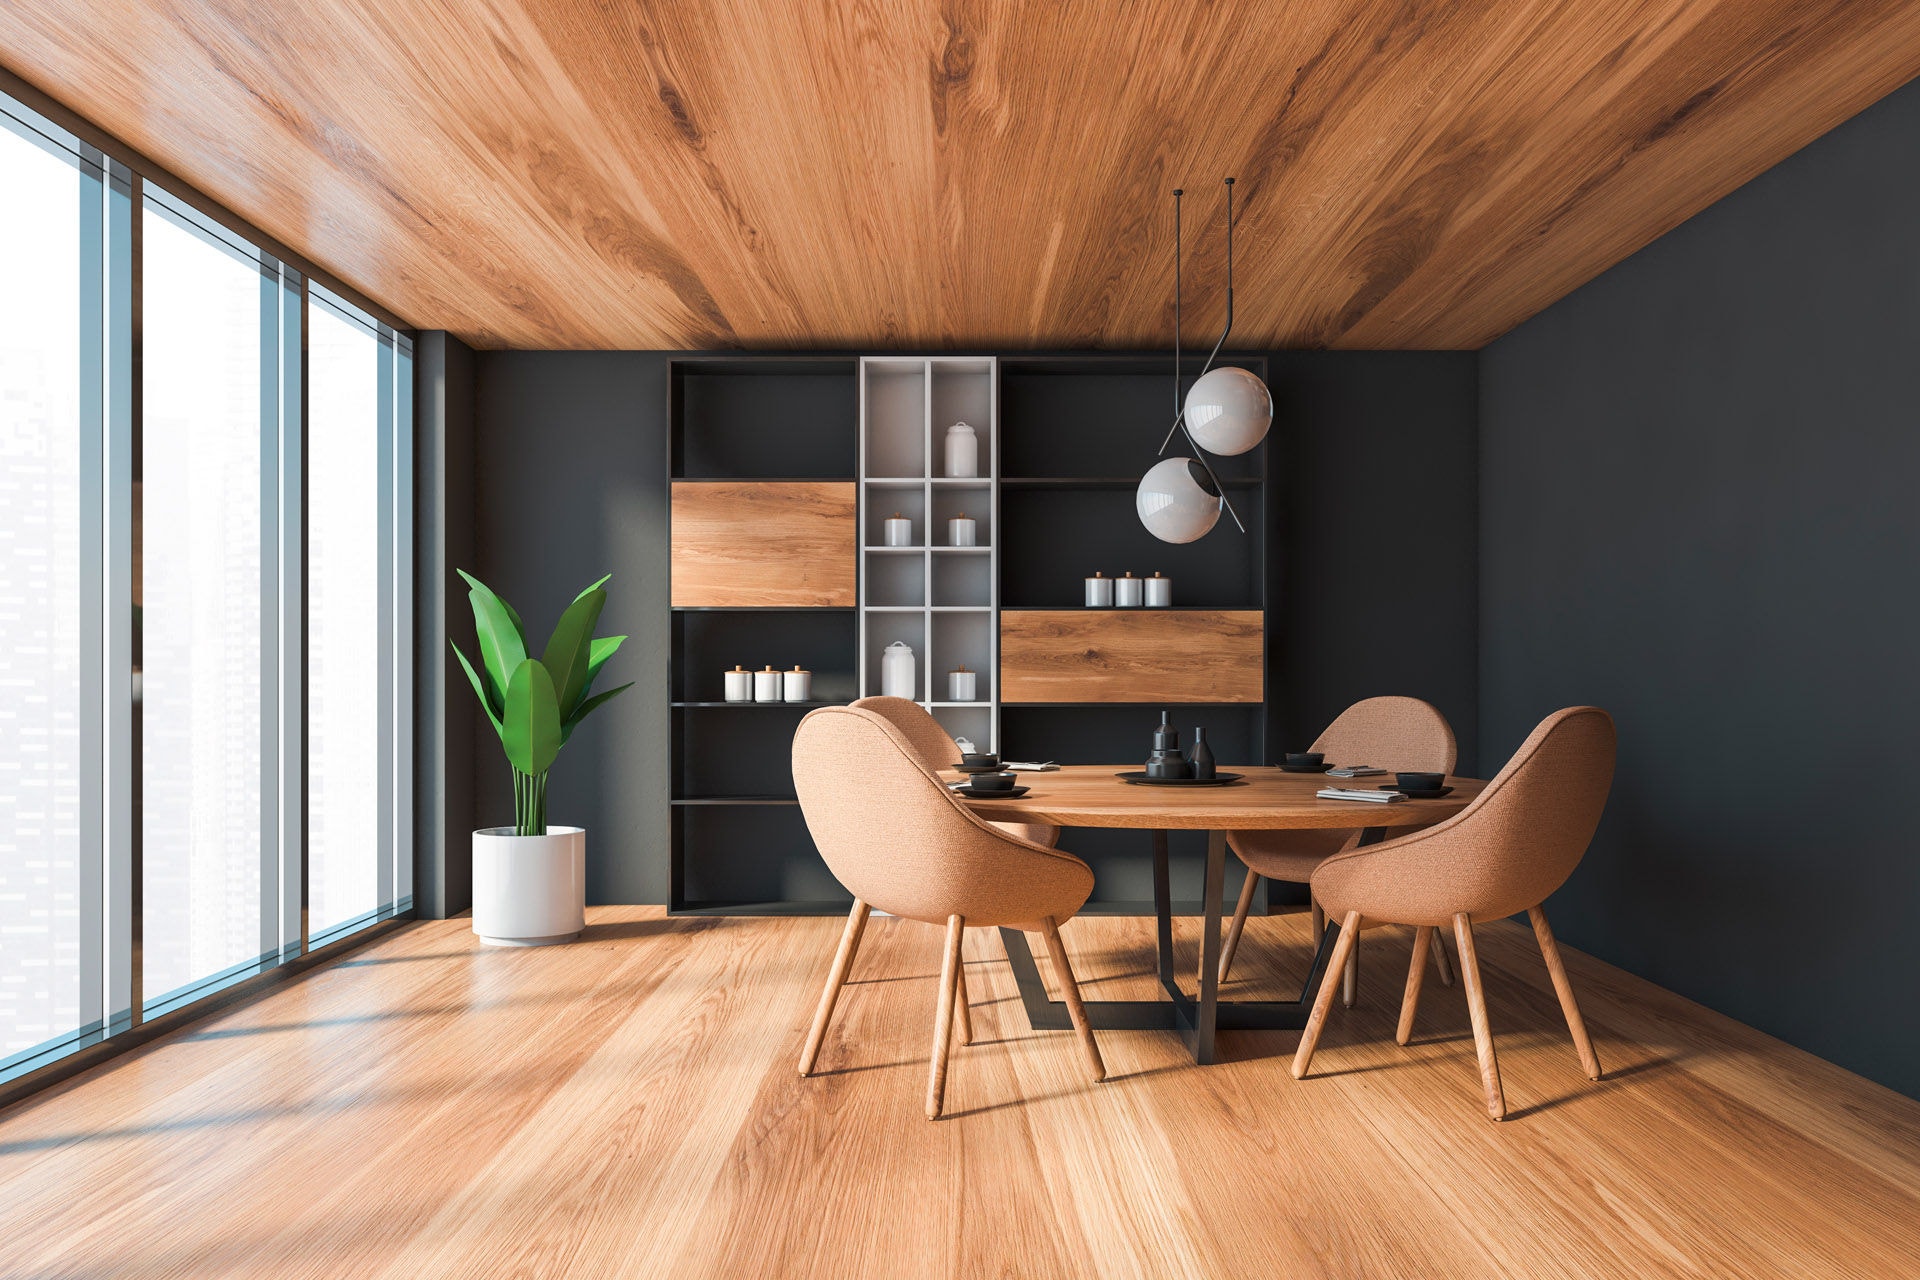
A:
881 641 917 699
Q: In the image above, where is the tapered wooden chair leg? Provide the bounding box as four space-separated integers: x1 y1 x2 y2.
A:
1529 905 1601 1080
1217 872 1259 984
954 960 973 1047
1341 938 1360 1008
926 915 966 1120
1453 913 1506 1120
800 899 871 1076
1432 932 1455 987
1040 917 1106 1082
1397 926 1431 1046
1292 911 1361 1079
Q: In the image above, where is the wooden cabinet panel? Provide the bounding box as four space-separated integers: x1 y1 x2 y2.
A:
1000 610 1263 704
671 482 856 607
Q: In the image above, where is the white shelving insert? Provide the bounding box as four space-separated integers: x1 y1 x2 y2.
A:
857 357 999 752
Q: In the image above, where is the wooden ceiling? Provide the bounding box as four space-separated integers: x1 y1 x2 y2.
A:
4 2 1918 350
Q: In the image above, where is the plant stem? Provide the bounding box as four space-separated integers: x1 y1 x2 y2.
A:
512 767 549 837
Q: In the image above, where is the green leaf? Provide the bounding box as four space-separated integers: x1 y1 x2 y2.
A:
502 659 563 776
541 588 606 720
572 573 612 603
458 570 526 698
451 641 505 739
561 681 632 744
584 634 626 692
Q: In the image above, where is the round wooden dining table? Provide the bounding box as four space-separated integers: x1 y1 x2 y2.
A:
955 765 1484 1064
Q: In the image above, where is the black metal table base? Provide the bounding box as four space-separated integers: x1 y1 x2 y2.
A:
998 826 1382 1064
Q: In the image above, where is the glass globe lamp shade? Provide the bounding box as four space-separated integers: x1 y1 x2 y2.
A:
1183 366 1272 456
1136 457 1222 544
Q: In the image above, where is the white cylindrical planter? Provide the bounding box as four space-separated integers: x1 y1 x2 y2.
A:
472 826 586 946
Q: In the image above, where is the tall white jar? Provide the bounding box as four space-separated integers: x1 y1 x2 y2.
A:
881 641 917 699
945 422 979 478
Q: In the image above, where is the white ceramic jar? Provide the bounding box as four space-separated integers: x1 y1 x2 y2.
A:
753 665 783 702
881 641 917 699
783 665 812 702
948 667 977 702
723 665 753 703
1144 572 1173 607
948 514 977 547
1115 571 1144 607
884 513 914 547
1085 571 1114 607
945 422 979 478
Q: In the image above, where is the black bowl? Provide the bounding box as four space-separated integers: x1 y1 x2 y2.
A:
969 772 1018 792
960 752 1000 769
1284 752 1325 767
1395 771 1445 792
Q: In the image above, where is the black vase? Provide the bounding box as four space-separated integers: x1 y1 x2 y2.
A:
1189 727 1216 780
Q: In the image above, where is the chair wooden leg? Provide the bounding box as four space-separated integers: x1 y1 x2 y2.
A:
926 914 966 1120
1397 926 1431 1046
799 899 870 1076
1291 911 1361 1079
1341 936 1360 1008
1529 905 1601 1080
1453 913 1505 1121
1431 932 1455 987
954 960 973 1048
1217 871 1260 984
1041 917 1106 1083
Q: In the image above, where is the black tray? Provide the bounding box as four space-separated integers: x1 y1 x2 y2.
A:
1114 771 1245 787
956 784 1030 799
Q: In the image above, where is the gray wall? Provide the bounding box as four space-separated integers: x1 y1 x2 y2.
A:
1480 79 1920 1097
449 350 1478 910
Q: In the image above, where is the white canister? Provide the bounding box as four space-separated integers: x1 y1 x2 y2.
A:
948 514 977 547
948 666 977 702
884 513 914 547
753 665 783 702
1114 571 1144 607
945 422 979 478
1144 572 1173 607
783 665 812 702
723 665 753 703
881 641 917 699
1085 571 1114 608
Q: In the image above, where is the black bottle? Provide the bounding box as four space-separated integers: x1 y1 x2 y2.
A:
1189 727 1216 780
1146 711 1192 779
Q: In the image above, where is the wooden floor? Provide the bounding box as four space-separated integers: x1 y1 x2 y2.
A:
3 907 1918 1278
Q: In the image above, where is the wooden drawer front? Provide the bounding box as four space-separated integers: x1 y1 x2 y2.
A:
1000 610 1264 704
671 482 857 607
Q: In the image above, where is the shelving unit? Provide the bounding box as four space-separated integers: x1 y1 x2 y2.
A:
857 357 999 754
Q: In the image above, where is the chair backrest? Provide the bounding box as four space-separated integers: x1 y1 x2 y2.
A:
1313 696 1458 774
791 706 1093 928
1312 707 1616 924
850 696 957 770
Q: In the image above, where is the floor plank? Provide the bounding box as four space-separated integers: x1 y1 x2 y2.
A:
2 906 1917 1279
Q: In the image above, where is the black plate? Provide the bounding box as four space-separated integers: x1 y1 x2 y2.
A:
1114 771 1245 787
1279 762 1333 773
956 784 1030 799
952 762 1004 774
1382 785 1454 799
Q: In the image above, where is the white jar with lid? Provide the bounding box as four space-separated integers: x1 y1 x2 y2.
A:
1114 571 1144 607
753 665 783 702
1085 571 1113 607
881 641 917 699
948 514 977 547
883 513 914 547
948 666 977 702
1144 572 1173 607
783 665 812 702
723 665 753 703
945 422 979 478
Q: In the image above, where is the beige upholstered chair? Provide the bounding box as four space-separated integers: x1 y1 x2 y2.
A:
850 696 1060 848
1221 696 1459 1001
1293 706 1615 1120
793 705 1105 1119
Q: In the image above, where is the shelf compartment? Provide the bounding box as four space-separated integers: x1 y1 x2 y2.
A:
671 481 857 607
674 806 845 908
999 484 1262 612
862 361 928 478
671 609 855 702
930 485 992 548
671 360 857 479
999 609 1262 704
864 486 927 548
931 552 992 608
861 610 929 700
864 552 925 607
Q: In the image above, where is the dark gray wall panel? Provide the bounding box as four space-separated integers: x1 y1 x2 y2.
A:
1479 80 1920 1098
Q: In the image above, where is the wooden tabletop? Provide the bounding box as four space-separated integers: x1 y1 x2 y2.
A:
950 765 1484 830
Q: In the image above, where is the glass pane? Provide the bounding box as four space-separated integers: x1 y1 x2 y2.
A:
140 205 266 1003
307 298 382 935
0 122 85 1062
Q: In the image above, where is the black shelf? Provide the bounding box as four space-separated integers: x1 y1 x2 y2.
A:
1001 606 1257 613
670 606 856 613
1001 475 1261 490
671 796 800 806
669 475 857 484
671 700 847 709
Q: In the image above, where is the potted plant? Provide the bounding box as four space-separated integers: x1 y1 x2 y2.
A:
452 570 631 945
